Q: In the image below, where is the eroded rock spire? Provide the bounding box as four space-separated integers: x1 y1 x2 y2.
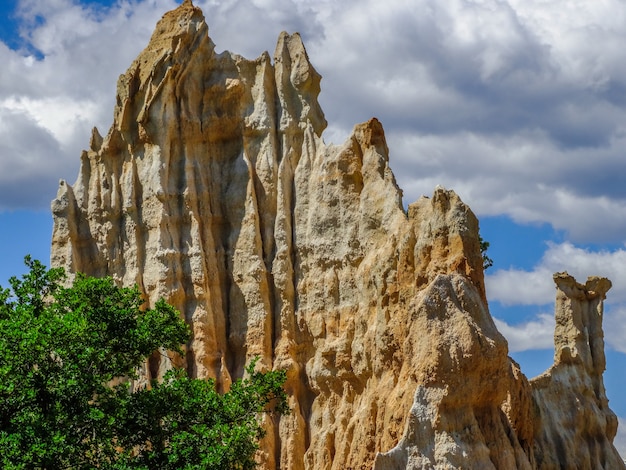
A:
51 2 624 469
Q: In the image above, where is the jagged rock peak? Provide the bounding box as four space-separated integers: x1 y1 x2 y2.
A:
50 3 624 469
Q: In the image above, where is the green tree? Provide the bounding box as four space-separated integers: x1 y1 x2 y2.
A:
112 360 288 469
0 257 287 469
479 235 493 270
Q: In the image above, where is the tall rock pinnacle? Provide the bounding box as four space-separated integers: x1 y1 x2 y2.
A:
51 2 624 469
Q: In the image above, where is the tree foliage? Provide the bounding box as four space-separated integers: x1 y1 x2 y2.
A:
0 257 287 469
479 235 493 271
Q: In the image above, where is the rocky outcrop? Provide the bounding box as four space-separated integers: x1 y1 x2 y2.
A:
374 273 622 470
50 1 624 469
530 274 621 469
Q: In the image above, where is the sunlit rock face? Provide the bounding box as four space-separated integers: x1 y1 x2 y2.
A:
50 1 624 469
529 274 622 470
374 273 623 470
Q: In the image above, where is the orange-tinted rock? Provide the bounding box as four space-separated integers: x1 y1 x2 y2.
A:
50 2 624 469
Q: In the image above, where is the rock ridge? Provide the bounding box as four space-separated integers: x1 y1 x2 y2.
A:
50 2 624 469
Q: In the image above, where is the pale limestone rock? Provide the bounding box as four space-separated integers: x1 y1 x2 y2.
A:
530 273 622 470
374 273 624 470
373 274 534 470
50 2 624 469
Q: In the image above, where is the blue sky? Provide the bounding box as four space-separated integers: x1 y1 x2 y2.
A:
1 0 626 454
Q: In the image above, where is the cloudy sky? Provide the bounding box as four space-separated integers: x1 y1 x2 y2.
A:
1 0 626 455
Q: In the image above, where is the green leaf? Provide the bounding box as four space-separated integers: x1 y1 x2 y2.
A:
0 258 288 469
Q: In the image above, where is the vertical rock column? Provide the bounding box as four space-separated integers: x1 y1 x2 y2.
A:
50 2 626 470
531 273 624 470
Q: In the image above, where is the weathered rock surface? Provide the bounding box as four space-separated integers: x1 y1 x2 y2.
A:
530 274 622 470
374 273 622 470
50 1 624 469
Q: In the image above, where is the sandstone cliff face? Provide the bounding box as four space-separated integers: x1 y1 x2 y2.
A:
374 273 623 470
50 2 624 469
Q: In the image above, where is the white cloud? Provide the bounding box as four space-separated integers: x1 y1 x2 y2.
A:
487 242 626 305
0 107 63 208
2 96 99 145
509 0 626 90
311 0 626 243
605 305 626 354
0 0 178 209
493 313 555 353
2 0 626 247
487 266 555 307
486 242 626 353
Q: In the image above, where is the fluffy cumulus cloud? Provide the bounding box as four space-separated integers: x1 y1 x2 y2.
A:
486 242 626 352
493 313 555 353
3 0 626 240
309 0 626 244
0 0 179 209
487 242 626 305
2 0 626 298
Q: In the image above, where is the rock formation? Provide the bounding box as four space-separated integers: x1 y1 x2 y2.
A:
50 1 625 468
530 274 620 469
374 273 622 470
